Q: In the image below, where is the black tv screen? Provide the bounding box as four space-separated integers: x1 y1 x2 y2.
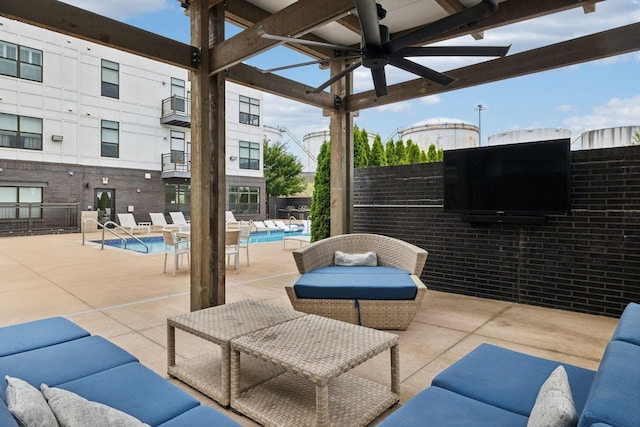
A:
443 139 571 216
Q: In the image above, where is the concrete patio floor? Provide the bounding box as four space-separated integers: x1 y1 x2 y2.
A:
0 231 620 426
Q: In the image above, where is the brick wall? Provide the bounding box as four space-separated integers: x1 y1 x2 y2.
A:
353 146 640 317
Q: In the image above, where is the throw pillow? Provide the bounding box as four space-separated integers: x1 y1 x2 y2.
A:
4 375 60 427
334 250 377 266
527 365 578 427
41 384 150 427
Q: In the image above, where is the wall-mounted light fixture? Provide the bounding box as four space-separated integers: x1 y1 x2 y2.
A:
68 171 74 176
144 173 151 179
229 155 238 161
85 182 90 189
102 177 109 184
51 135 64 142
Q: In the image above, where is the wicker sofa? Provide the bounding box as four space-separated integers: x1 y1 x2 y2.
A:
286 233 428 330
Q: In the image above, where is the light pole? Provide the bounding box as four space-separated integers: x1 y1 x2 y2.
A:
475 104 485 145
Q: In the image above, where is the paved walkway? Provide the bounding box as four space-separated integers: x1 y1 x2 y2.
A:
0 232 619 425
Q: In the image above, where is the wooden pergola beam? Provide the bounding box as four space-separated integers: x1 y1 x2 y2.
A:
209 0 354 75
0 0 197 70
347 21 640 111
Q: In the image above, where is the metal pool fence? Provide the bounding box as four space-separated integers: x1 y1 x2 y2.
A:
0 203 80 236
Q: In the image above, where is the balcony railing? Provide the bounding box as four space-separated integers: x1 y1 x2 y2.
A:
161 152 191 178
161 95 191 127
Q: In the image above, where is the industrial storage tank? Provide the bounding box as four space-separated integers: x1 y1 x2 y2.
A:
574 125 640 150
399 118 479 151
263 124 283 144
488 128 571 146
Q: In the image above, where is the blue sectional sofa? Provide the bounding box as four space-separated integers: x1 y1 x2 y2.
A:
0 317 239 426
378 302 640 427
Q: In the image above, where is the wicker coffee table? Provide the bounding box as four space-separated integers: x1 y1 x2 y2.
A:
167 299 305 406
230 314 399 427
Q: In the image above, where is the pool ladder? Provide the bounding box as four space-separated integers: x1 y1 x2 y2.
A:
81 218 150 253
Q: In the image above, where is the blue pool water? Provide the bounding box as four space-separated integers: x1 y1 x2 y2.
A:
94 230 310 254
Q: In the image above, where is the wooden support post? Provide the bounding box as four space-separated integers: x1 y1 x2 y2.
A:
189 0 226 310
329 60 353 236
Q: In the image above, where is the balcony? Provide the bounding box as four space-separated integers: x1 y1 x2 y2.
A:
160 95 191 127
161 151 191 179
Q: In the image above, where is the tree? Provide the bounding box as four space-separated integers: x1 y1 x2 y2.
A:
263 139 306 201
369 134 386 167
426 144 438 162
310 141 331 241
353 125 369 168
395 139 406 164
385 140 397 165
632 130 640 145
405 140 422 164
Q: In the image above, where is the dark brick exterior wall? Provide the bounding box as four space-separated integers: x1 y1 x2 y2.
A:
353 146 640 317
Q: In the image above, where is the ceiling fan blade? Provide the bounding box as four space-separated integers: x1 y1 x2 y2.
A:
386 0 498 52
261 55 362 73
257 25 360 52
390 57 455 86
355 0 382 49
309 61 363 94
395 45 510 57
371 67 388 97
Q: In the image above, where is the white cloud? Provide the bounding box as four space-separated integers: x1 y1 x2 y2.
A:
59 0 172 20
555 105 574 112
262 93 328 137
563 95 640 135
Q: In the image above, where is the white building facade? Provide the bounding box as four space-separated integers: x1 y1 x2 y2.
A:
0 19 266 232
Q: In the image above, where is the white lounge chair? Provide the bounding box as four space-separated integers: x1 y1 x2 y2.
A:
169 211 190 228
274 220 305 233
264 220 285 231
117 213 149 234
161 229 190 276
225 211 239 228
149 213 180 231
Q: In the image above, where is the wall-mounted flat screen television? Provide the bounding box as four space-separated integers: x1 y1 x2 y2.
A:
443 138 571 218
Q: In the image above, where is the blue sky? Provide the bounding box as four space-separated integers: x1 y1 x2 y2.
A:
62 0 640 149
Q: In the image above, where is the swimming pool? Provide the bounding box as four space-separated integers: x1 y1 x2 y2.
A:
94 230 310 254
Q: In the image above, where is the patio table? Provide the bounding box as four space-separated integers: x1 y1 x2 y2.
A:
167 299 305 406
230 314 399 427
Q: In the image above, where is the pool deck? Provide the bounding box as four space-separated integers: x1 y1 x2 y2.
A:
0 231 620 425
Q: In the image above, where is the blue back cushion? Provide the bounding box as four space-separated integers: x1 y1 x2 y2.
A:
578 340 640 427
157 405 241 427
0 317 89 357
0 336 137 399
432 343 596 417
294 266 417 300
610 302 640 346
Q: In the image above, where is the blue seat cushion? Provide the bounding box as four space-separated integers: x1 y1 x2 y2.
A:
294 266 417 300
377 386 528 427
0 336 138 399
431 343 596 417
158 405 241 427
0 401 19 427
57 362 200 426
610 302 640 346
0 317 89 357
578 340 640 427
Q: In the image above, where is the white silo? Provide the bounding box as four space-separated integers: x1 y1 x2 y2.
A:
575 125 640 150
488 128 571 146
399 118 479 151
263 125 283 144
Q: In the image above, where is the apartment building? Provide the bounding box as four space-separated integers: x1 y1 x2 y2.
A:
0 18 266 232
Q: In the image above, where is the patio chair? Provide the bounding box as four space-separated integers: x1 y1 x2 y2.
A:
162 228 190 276
225 229 241 272
225 210 239 229
238 224 251 266
149 212 180 231
169 211 190 228
116 213 149 234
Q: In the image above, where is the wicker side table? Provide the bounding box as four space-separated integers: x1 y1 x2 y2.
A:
167 299 305 406
230 314 399 427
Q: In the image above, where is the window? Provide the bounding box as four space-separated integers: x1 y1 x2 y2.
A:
228 186 260 215
165 183 191 217
101 59 119 98
239 95 260 126
0 41 42 82
0 113 43 150
101 120 119 158
0 186 43 219
171 77 186 112
239 141 260 170
170 130 185 164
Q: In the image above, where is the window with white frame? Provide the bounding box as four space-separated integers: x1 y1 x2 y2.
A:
0 113 43 150
0 40 42 82
239 141 260 170
101 59 119 99
239 95 260 126
101 120 119 158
